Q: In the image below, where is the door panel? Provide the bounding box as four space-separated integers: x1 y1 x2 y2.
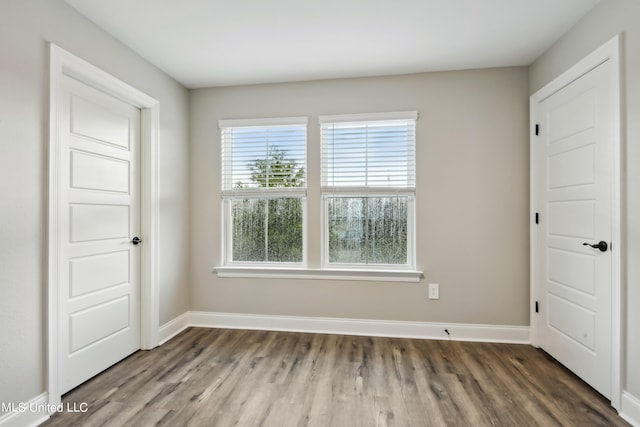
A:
69 296 130 352
69 204 130 242
69 251 130 297
548 145 595 188
70 150 130 193
547 88 595 142
71 95 131 148
59 75 141 393
547 248 595 294
547 201 595 238
535 61 613 398
547 295 596 350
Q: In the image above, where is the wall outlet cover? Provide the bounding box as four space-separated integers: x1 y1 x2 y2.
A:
428 283 439 299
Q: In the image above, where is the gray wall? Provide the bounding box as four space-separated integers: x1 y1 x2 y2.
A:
530 0 640 400
190 68 530 325
0 0 190 407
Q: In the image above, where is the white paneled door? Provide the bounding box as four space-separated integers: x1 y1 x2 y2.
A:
533 59 615 399
58 75 141 393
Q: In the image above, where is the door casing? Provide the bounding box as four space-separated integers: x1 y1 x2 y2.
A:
48 44 160 405
530 35 622 410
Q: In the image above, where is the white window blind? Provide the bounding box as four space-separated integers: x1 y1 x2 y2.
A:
220 117 308 196
219 117 308 265
320 112 417 268
320 112 417 193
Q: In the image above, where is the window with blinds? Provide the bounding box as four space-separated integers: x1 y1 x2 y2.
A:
219 117 307 264
320 112 417 267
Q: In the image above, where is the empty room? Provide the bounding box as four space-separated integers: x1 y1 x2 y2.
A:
1 0 639 426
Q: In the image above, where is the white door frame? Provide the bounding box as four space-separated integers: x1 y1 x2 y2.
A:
47 44 160 405
530 35 622 410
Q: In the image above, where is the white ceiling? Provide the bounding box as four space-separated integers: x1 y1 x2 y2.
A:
65 0 600 89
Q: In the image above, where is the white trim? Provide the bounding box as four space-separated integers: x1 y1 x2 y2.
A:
163 311 529 344
529 96 540 349
530 35 622 410
48 44 160 406
219 116 308 128
319 111 418 123
139 104 161 350
158 312 191 345
0 393 50 427
610 34 624 414
214 266 423 282
320 187 416 195
621 392 640 427
190 312 529 343
221 187 307 198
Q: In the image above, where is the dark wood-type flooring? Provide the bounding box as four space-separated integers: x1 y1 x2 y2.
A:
42 327 629 427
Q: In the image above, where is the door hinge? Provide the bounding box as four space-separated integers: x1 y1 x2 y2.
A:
535 212 539 224
535 124 540 136
535 301 539 313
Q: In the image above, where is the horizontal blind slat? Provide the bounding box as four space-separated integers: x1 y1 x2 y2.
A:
321 116 416 189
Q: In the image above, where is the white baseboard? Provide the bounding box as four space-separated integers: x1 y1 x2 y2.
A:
158 311 190 345
0 393 50 427
621 391 640 427
161 311 530 344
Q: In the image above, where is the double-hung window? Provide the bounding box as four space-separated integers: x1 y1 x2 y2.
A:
320 112 417 269
220 117 307 265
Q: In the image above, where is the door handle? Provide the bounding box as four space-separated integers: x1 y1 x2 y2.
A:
582 241 608 252
131 236 143 246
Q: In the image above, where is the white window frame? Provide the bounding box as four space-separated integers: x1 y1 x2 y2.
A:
319 111 418 271
214 112 422 282
219 117 308 267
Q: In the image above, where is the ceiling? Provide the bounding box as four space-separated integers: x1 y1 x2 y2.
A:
65 0 600 89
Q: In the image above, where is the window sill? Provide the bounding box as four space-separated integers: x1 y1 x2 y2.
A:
213 266 423 283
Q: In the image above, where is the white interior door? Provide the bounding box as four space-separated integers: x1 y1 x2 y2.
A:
58 74 141 393
533 59 615 399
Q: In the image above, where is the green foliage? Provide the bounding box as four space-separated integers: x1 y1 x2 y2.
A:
232 148 304 262
328 197 407 265
249 149 305 188
231 198 266 262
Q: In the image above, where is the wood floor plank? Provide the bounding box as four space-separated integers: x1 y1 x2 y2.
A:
41 327 629 427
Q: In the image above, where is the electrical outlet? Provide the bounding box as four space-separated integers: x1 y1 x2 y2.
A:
428 283 439 300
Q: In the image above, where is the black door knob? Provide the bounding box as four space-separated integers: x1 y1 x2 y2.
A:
582 241 608 252
131 236 143 245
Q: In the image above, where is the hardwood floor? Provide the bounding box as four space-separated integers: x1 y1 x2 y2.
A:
42 327 628 427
